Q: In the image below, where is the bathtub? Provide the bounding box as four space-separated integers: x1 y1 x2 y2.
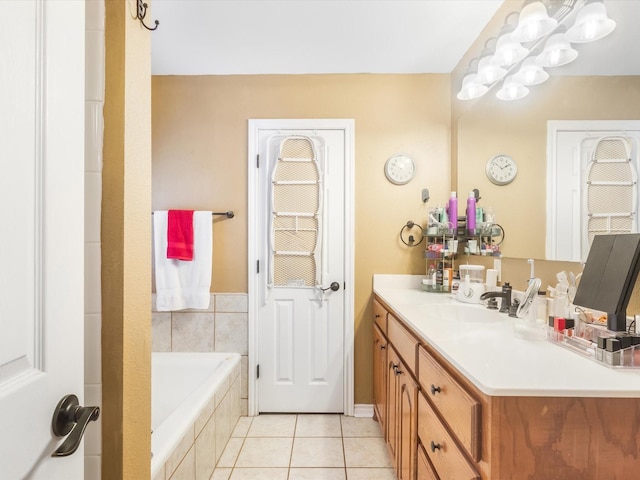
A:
151 352 242 480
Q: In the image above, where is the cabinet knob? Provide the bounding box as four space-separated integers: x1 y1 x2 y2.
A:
430 441 442 453
380 344 386 350
430 384 441 395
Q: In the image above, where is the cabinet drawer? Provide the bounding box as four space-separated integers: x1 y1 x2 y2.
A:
418 346 480 461
373 298 388 333
388 314 418 374
417 442 439 480
418 393 479 480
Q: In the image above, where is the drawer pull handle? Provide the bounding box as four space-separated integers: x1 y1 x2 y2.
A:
430 384 441 395
430 441 441 453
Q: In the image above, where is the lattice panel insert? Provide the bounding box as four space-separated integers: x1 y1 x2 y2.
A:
273 216 318 252
273 254 316 287
594 137 630 161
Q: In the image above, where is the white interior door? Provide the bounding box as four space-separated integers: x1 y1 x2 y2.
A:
248 120 354 413
547 121 640 261
0 1 86 478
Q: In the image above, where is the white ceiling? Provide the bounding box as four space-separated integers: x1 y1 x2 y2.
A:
150 0 640 76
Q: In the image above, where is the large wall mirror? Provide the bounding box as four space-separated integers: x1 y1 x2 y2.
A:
455 0 640 261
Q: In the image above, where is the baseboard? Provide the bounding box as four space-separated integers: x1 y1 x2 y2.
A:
353 404 374 418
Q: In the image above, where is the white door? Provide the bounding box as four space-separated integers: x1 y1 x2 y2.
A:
0 1 86 479
249 120 354 413
547 121 640 261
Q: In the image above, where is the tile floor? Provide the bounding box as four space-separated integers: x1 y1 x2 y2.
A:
211 414 396 480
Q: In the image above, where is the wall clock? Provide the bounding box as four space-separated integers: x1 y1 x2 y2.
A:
486 154 517 185
384 154 415 185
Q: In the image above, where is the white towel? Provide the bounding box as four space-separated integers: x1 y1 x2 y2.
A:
153 211 212 311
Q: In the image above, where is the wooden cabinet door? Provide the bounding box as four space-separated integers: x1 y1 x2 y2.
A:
417 443 439 480
387 346 401 463
397 362 419 480
373 324 388 436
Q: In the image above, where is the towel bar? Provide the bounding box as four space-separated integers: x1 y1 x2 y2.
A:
152 211 234 218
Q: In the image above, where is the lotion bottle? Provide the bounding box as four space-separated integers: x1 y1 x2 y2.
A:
448 191 457 230
466 191 476 234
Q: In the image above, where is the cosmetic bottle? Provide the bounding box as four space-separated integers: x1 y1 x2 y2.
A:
448 191 458 230
466 191 476 234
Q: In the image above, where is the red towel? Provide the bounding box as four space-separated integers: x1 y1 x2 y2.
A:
167 210 194 261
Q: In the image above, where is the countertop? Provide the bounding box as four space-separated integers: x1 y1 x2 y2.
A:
373 274 640 398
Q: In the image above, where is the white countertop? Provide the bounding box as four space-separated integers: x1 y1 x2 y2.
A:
373 274 640 398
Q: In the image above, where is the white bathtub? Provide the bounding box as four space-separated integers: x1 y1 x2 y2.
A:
151 352 241 480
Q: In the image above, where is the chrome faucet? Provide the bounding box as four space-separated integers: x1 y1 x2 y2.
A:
480 282 512 313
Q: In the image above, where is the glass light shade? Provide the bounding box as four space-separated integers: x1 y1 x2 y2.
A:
476 55 507 84
513 57 549 85
492 32 530 67
536 32 578 67
565 1 616 43
457 74 489 100
496 75 529 101
512 2 558 43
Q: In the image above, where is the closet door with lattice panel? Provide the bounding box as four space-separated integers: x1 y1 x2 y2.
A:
584 136 638 259
270 136 322 287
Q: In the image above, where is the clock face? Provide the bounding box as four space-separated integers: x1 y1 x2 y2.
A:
384 154 415 185
486 155 517 185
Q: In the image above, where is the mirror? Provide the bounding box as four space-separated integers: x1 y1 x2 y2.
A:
455 0 640 261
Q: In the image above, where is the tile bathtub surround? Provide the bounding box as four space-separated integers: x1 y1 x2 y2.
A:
152 293 249 414
153 359 241 480
212 414 395 480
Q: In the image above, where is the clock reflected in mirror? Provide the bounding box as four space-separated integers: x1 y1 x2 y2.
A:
486 154 517 186
384 154 415 185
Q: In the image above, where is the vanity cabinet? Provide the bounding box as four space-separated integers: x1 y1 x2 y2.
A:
373 302 419 480
374 291 640 480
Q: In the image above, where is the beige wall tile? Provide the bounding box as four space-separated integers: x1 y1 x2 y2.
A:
165 424 195 477
215 294 247 313
172 312 214 351
152 312 172 352
169 445 195 480
195 414 216 480
214 313 247 354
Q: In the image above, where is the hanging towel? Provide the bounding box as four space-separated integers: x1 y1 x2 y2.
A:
153 211 212 311
167 209 194 260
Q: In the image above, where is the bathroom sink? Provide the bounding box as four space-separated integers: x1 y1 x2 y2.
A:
427 303 502 324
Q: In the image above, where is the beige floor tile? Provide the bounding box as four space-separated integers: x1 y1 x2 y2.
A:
295 414 342 437
216 437 244 468
340 416 383 437
346 467 397 480
290 437 345 468
211 468 232 480
343 438 393 468
289 467 347 480
246 414 297 437
235 437 293 468
232 416 253 437
229 468 289 480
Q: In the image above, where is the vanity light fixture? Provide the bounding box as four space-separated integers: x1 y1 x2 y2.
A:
565 0 616 43
496 75 530 101
511 1 558 43
457 73 489 100
513 57 549 85
492 23 530 67
536 27 579 67
456 0 616 102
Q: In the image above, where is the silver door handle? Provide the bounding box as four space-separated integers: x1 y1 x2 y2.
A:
51 394 100 457
321 282 340 292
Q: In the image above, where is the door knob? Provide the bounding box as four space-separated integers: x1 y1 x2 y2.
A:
51 394 100 457
321 282 340 292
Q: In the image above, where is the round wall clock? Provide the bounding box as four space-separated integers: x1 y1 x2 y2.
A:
486 154 517 185
384 154 415 185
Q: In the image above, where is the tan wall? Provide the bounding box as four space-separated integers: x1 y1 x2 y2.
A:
152 74 452 404
102 1 152 478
